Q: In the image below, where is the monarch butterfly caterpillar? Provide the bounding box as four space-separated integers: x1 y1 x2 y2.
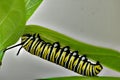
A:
5 33 103 76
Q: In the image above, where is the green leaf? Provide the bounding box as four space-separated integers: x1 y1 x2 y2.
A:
25 0 43 21
24 25 120 72
0 50 5 65
40 76 120 80
0 0 26 50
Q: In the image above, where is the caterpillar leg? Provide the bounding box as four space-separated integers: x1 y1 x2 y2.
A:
16 46 23 56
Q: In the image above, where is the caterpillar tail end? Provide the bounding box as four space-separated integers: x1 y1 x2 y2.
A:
94 61 103 76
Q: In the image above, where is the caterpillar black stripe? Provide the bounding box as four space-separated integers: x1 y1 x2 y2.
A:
5 33 103 76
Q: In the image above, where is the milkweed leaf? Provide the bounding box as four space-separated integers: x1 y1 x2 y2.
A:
0 50 5 66
25 0 43 21
24 25 120 72
0 0 25 50
39 76 120 80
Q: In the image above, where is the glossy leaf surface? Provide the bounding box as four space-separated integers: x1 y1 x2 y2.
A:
41 76 120 80
24 25 120 72
0 0 25 50
0 50 4 65
25 0 43 20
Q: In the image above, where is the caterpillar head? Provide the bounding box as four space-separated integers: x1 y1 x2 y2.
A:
21 33 40 43
21 34 33 43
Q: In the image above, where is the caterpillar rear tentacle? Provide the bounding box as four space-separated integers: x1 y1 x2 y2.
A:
5 33 103 76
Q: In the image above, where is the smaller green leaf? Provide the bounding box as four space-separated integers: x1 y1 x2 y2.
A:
25 0 43 21
0 50 5 66
0 0 26 50
40 76 120 80
24 25 120 72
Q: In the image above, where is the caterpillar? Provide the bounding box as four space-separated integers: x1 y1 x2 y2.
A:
5 33 103 76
